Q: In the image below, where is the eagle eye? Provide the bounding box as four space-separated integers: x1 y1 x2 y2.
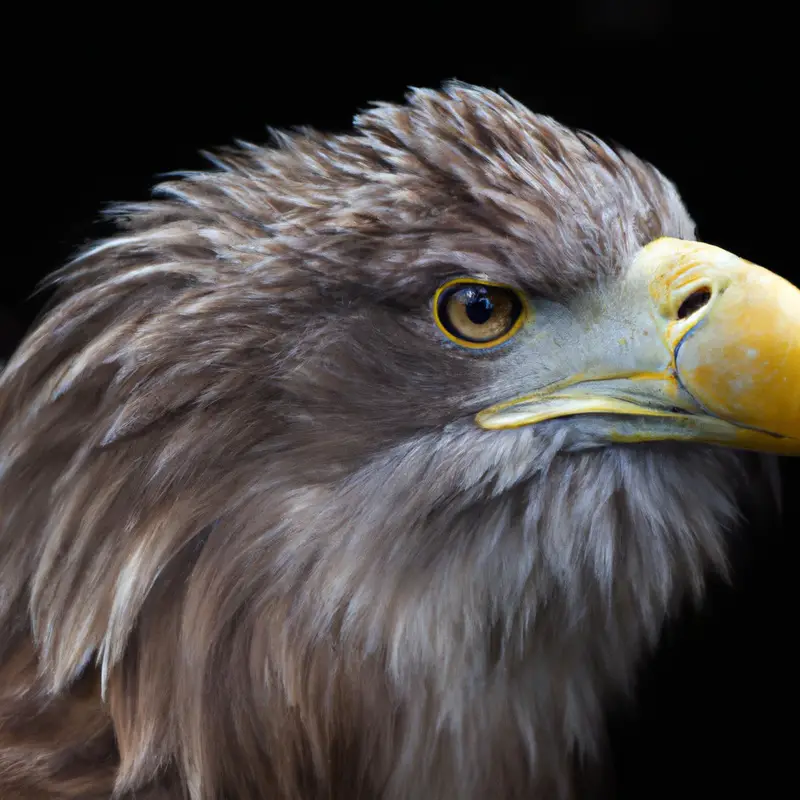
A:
434 279 526 348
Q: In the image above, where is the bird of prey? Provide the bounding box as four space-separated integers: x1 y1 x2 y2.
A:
0 83 797 800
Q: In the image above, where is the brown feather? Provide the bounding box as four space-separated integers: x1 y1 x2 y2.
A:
0 83 775 799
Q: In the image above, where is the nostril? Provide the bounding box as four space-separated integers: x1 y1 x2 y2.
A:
677 288 713 320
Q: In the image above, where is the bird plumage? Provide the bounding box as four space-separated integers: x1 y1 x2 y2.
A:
0 83 787 798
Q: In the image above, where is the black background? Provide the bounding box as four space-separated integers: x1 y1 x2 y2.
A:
4 2 796 797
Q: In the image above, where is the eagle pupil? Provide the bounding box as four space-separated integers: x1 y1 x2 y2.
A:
465 290 493 324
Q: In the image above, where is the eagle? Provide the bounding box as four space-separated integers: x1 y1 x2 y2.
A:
0 83 798 800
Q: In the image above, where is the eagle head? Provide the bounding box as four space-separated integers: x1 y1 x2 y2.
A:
0 83 797 799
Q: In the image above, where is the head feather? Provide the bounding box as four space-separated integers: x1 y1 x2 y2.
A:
0 84 773 799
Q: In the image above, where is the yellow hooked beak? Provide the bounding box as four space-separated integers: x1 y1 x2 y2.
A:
476 238 800 456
